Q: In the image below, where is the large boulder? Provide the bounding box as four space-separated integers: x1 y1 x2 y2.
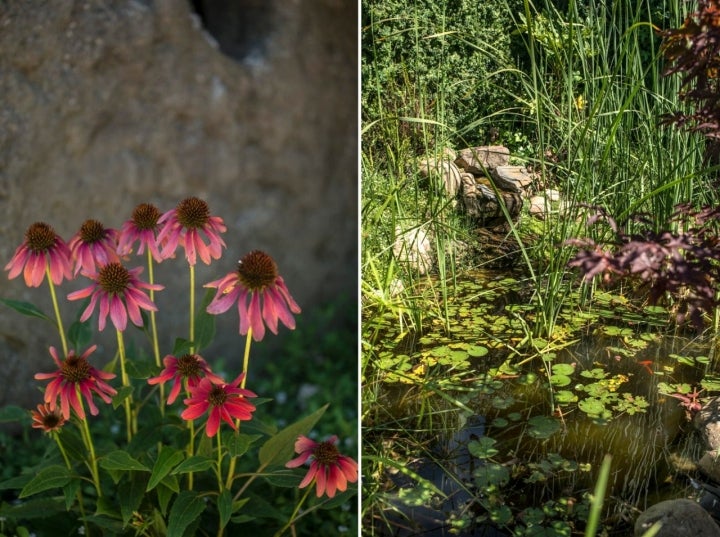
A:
634 499 720 537
0 1 357 410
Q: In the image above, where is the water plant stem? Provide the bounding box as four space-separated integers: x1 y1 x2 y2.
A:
116 329 134 442
272 486 312 537
45 264 68 356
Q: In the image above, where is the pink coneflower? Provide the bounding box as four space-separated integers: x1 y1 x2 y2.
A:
117 203 164 262
181 373 257 437
204 250 301 341
35 345 117 420
286 435 358 498
147 353 225 404
5 222 73 287
68 219 120 275
30 402 67 433
156 197 226 266
67 262 163 331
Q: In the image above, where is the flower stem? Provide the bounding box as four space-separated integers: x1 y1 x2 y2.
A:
216 431 224 493
146 249 165 415
224 329 253 489
188 418 195 490
241 328 252 389
116 329 134 442
45 264 68 356
54 432 90 536
272 486 312 537
189 263 196 354
75 391 102 498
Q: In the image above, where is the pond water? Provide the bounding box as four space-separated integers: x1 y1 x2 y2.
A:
365 270 719 536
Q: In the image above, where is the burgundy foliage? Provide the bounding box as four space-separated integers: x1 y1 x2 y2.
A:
660 0 720 141
566 204 720 329
566 1 720 329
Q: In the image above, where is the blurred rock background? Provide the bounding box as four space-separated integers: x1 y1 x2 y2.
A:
0 0 357 410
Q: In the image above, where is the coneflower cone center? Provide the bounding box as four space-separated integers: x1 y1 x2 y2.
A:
177 354 203 379
314 441 340 465
99 263 130 293
43 413 62 429
79 219 107 244
132 203 161 230
62 356 91 383
25 222 58 253
208 386 228 406
237 250 278 290
176 197 210 229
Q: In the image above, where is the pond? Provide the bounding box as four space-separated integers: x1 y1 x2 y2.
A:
363 270 720 536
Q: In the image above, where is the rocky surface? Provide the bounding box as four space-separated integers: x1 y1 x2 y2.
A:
0 1 357 411
634 499 720 536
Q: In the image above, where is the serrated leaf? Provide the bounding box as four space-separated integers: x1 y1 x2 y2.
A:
171 456 215 475
120 472 149 526
99 451 150 472
147 448 185 491
167 491 205 537
19 465 72 498
112 386 134 409
218 489 232 529
259 405 327 467
67 319 93 351
0 298 52 321
225 433 262 458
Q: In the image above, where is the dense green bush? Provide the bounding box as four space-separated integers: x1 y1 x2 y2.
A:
362 0 524 151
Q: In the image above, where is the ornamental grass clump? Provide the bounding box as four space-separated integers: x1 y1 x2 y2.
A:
0 198 357 537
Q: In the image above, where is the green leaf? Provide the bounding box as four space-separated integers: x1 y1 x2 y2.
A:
171 456 215 475
112 386 134 409
218 489 232 530
527 415 561 439
67 319 92 351
0 298 52 321
259 404 327 467
147 447 185 491
99 451 150 472
0 405 30 423
167 491 205 537
120 472 149 526
468 437 499 459
19 465 72 498
193 289 217 352
172 338 193 356
225 432 262 458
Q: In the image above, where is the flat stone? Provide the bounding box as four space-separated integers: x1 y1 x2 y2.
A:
454 145 510 174
491 165 534 193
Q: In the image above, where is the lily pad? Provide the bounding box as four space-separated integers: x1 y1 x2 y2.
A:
527 415 561 439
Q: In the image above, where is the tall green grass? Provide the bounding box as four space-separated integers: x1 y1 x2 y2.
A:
362 0 710 347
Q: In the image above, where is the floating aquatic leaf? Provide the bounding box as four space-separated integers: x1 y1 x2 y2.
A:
491 395 515 409
491 417 508 428
554 390 578 404
527 416 560 439
468 437 498 459
578 397 610 419
551 363 575 375
474 462 509 490
550 374 572 387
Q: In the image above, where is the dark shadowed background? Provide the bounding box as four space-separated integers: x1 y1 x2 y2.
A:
0 0 358 412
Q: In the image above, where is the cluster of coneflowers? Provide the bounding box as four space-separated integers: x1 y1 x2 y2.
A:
4 197 357 534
